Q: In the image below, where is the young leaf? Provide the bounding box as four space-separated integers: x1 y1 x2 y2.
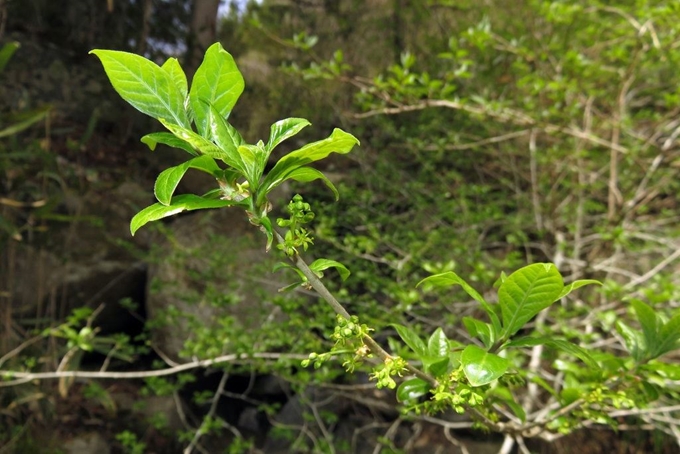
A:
154 156 221 206
309 259 351 281
503 336 599 369
161 57 188 99
630 299 659 350
556 279 601 300
261 128 359 194
130 194 238 235
392 324 427 357
462 317 494 349
282 167 339 200
654 314 680 359
461 345 510 387
237 143 265 188
616 320 645 363
417 271 502 337
498 263 564 339
267 118 312 153
396 378 431 402
159 120 231 163
206 103 246 173
141 132 197 156
190 43 244 136
90 49 189 128
427 328 449 358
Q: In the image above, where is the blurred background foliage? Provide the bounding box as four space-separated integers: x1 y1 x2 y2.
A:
1 0 680 452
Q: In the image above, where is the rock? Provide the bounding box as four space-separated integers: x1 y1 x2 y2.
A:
62 432 111 454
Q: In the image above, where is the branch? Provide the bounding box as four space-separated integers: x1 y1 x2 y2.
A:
274 231 439 388
0 352 306 387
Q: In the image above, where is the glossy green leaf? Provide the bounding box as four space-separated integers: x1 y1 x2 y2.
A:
130 194 237 235
392 324 426 357
206 103 246 173
396 378 430 402
261 128 359 194
0 42 20 73
257 215 275 252
154 156 221 206
418 271 501 337
463 317 494 349
504 336 598 369
189 43 244 136
90 49 189 127
267 118 311 152
309 259 350 281
159 120 231 162
141 132 197 155
284 167 339 200
461 345 510 387
161 57 188 99
498 263 564 338
556 279 601 300
427 328 449 358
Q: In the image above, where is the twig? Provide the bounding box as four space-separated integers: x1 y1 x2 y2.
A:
274 231 439 388
0 352 306 387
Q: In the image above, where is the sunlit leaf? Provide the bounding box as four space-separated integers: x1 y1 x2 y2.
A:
461 345 510 387
392 324 426 357
267 117 311 153
556 279 601 300
190 43 244 136
154 156 221 206
161 57 188 99
309 259 350 281
141 132 197 155
90 49 189 127
396 378 430 402
498 263 563 338
130 194 238 235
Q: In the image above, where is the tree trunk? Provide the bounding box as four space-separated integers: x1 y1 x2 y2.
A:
187 0 221 76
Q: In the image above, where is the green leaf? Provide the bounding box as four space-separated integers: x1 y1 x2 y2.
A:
141 132 197 155
267 118 312 153
159 120 231 163
616 320 645 363
427 328 449 358
205 103 246 173
392 324 426 357
488 386 526 422
309 259 351 281
498 263 564 339
462 317 494 349
461 345 510 387
0 42 20 73
556 279 601 300
189 43 244 136
503 336 599 369
284 167 339 200
631 299 659 352
90 49 189 127
130 194 237 235
655 313 680 359
261 128 359 195
425 357 450 377
161 57 188 99
417 271 501 337
237 143 265 187
396 378 430 403
154 156 221 206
